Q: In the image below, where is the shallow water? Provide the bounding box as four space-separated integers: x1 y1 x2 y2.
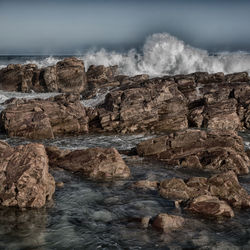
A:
0 89 250 249
0 132 250 250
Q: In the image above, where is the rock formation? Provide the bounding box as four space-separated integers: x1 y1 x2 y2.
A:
0 57 87 93
46 146 130 180
0 142 55 208
0 94 89 139
137 129 250 174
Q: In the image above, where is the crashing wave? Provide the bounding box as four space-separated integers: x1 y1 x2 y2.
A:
1 33 250 76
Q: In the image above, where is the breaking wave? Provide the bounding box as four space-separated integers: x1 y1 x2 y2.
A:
1 33 250 76
81 33 250 76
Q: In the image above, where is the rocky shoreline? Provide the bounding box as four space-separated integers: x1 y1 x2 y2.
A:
0 57 250 237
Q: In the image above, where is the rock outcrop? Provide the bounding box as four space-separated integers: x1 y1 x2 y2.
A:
94 78 188 133
0 142 55 208
0 94 89 139
46 146 130 180
137 129 250 175
159 171 250 208
0 57 87 93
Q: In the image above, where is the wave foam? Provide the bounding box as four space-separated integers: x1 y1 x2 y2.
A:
1 33 250 76
81 33 250 76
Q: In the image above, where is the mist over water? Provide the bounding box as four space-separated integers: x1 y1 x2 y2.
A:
1 33 250 76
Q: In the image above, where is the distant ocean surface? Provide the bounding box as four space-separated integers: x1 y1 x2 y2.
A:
1 33 250 76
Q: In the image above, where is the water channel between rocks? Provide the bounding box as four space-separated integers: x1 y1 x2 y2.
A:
0 131 250 250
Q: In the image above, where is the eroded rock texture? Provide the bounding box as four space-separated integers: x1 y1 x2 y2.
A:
0 57 87 93
0 142 55 208
46 146 130 180
137 129 250 174
0 94 89 139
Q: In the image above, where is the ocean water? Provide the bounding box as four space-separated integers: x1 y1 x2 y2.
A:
1 33 250 76
0 34 250 249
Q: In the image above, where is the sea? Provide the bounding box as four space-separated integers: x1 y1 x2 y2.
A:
0 33 250 249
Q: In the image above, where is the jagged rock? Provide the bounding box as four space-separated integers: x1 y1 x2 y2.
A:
0 142 55 208
0 64 40 92
46 146 130 180
225 72 249 83
87 65 118 85
152 213 185 232
55 57 87 93
159 171 250 208
96 78 188 133
0 94 89 139
0 57 87 93
137 129 249 174
187 195 234 218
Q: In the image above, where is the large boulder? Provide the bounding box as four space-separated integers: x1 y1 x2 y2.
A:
0 142 55 208
46 146 130 180
0 94 89 139
136 129 249 175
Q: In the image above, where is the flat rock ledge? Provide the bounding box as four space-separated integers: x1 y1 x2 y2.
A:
136 129 250 175
0 141 55 208
46 146 130 180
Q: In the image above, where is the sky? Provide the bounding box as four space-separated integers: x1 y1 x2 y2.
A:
1 0 250 55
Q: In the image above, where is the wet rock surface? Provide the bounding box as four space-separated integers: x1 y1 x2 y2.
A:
46 146 130 180
137 129 250 174
0 142 55 208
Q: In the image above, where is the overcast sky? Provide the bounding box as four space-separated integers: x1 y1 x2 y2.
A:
1 0 250 54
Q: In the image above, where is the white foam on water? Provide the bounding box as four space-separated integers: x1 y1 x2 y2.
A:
1 33 250 77
81 89 110 108
81 33 250 76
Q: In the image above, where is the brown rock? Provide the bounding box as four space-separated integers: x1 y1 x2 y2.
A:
159 171 250 209
133 180 159 190
0 94 89 139
152 213 185 232
0 64 40 92
47 146 130 180
56 57 87 93
225 72 249 83
187 195 234 218
0 57 87 93
0 142 55 208
97 78 188 133
137 129 249 175
87 65 118 85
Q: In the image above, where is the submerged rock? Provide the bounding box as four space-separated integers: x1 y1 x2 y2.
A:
187 195 234 218
46 146 130 180
0 142 55 208
136 129 250 175
0 93 89 139
152 213 185 232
